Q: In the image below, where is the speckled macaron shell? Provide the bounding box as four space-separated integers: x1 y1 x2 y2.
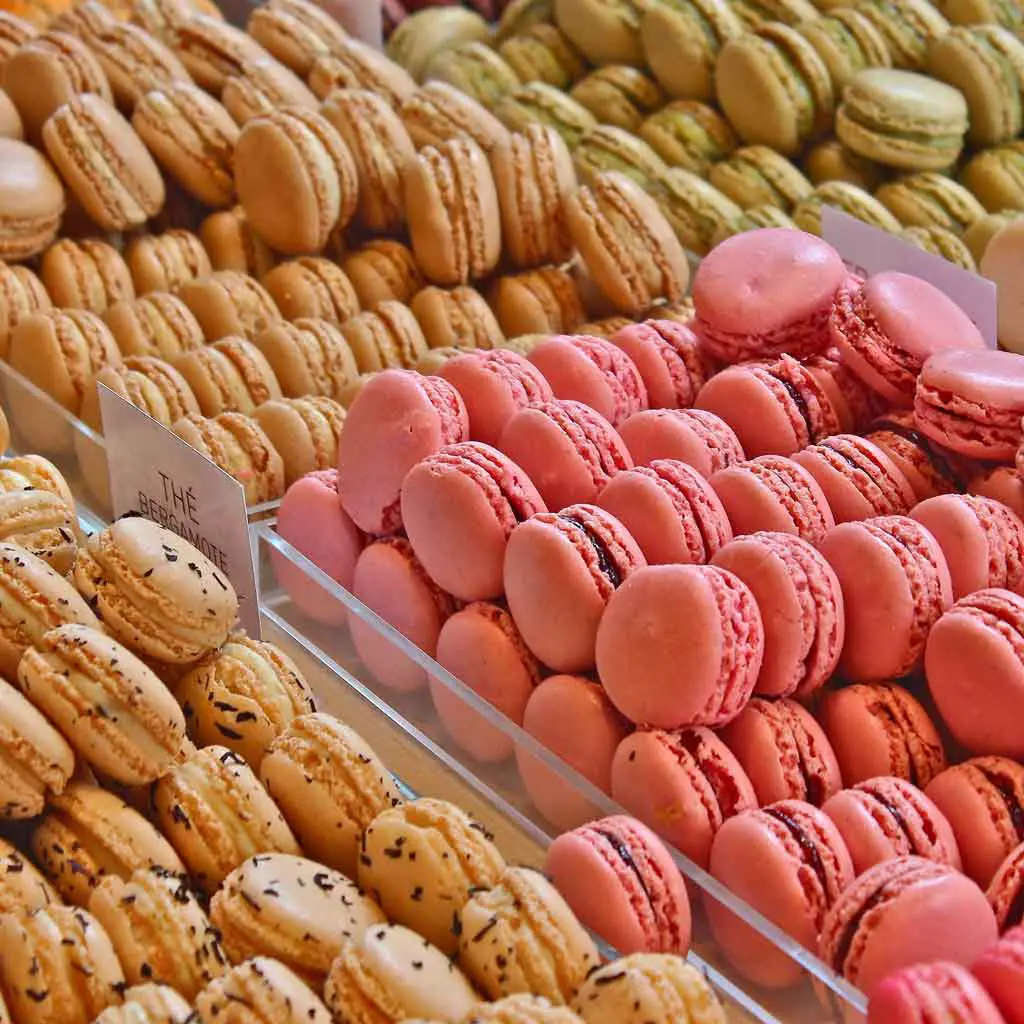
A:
0 839 60 916
194 956 333 1024
93 984 193 1024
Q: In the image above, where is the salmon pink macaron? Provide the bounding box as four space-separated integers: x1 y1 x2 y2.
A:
618 408 744 479
831 271 987 407
867 410 965 502
609 319 716 409
707 801 855 989
400 441 546 602
528 333 648 427
596 563 764 729
975 925 1024 1024
987 843 1024 933
869 962 1007 1024
805 347 880 433
692 228 845 363
545 815 692 956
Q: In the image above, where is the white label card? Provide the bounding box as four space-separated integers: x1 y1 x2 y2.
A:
821 206 998 348
98 385 261 639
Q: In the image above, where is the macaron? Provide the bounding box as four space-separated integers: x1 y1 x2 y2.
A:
0 261 50 358
609 320 715 411
252 395 346 485
341 239 425 309
488 268 585 339
497 22 587 90
573 124 668 192
987 844 1024 932
40 237 134 315
902 224 978 269
709 144 813 211
876 170 987 232
410 284 504 351
798 8 892 92
639 99 738 177
178 271 281 342
194 957 332 1024
869 961 1007 1024
124 229 211 295
570 65 664 132
253 319 357 402
199 206 276 279
424 39 521 109
0 454 79 573
401 79 511 153
171 14 270 92
0 138 65 262
493 82 598 148
260 257 360 327
866 410 965 501
803 138 887 192
793 179 903 235
974 925 1024 1024
309 36 417 108
93 985 192 1024
220 56 318 126
653 167 745 256
618 407 744 478
246 0 348 76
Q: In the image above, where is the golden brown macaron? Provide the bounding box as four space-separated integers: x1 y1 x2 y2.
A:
105 291 205 360
307 36 417 109
490 123 577 270
172 411 286 504
341 239 425 309
251 395 346 485
246 0 348 77
0 30 112 143
0 837 60 914
132 82 239 208
320 88 416 236
0 87 21 139
638 99 739 177
0 138 65 262
199 206 277 278
404 135 502 286
175 633 317 765
400 80 512 153
178 269 282 341
132 0 225 42
341 301 429 373
173 335 281 415
570 64 666 131
40 238 135 314
124 228 211 294
172 14 270 93
234 106 358 256
92 984 193 1024
0 453 78 573
488 266 586 337
803 137 887 190
0 261 52 358
8 307 122 415
221 57 317 126
497 23 588 90
554 0 644 66
49 0 119 37
409 284 505 350
253 318 358 399
0 9 36 55
42 93 164 231
261 257 360 326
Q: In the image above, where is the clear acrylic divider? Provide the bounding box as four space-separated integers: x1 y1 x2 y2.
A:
255 522 868 1024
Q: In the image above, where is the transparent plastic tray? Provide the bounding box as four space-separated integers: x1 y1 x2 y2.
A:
0 361 280 524
255 521 868 1023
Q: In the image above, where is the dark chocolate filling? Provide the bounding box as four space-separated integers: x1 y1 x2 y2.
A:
873 418 963 488
1004 876 1024 930
594 828 652 907
977 766 1024 844
762 807 830 898
775 373 814 437
830 873 895 974
558 514 622 587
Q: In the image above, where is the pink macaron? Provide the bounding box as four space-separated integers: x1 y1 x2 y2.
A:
975 924 1024 1024
516 673 630 832
618 407 744 478
972 465 1024 522
819 515 953 682
868 961 1007 1024
926 589 1024 759
337 369 469 535
915 349 1024 461
610 727 758 870
504 503 646 673
925 757 1024 887
274 469 364 625
498 399 632 511
805 347 880 433
596 459 732 565
695 354 840 458
439 348 554 447
545 815 692 956
818 856 998 997
831 271 987 407
528 333 648 426
692 228 845 363
400 441 547 601
709 456 835 545
817 682 947 789
718 696 842 807
867 411 964 502
596 563 764 729
609 319 717 409
707 800 855 988
432 602 541 764
712 532 844 698
987 842 1024 933
822 776 961 875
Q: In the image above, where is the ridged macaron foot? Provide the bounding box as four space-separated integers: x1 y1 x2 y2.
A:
308 35 417 109
619 407 743 479
572 123 668 192
254 319 357 401
875 171 986 232
457 865 600 1002
39 237 134 315
818 682 947 788
32 782 184 906
409 284 504 351
797 8 892 93
488 267 586 339
261 257 359 326
709 144 813 211
818 856 997 994
246 0 347 77
221 56 317 127
211 853 385 984
823 776 961 875
104 291 205 360
93 984 192 1024
81 358 200 433
400 79 511 154
341 239 424 309
342 301 425 373
571 65 665 132
708 800 854 988
866 410 964 501
171 14 270 93
546 814 692 955
88 866 227 998
169 332 276 413
73 517 238 665
0 454 79 573
357 796 506 953
857 0 950 70
0 138 65 261
194 957 332 1024
252 395 346 486
869 961 1007 1024
18 624 187 785
0 261 50 357
177 270 282 342
42 94 164 232
596 563 764 729
987 843 1024 932
974 924 1024 1023
124 229 211 295
492 82 598 150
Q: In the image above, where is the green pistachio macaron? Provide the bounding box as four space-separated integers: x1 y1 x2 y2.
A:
652 167 744 255
493 82 598 148
553 0 645 67
797 8 892 91
569 66 665 132
730 0 819 29
961 144 1024 212
964 210 1022 264
424 42 521 110
803 138 887 190
836 68 969 171
494 0 556 42
640 0 744 101
934 0 1023 35
387 7 491 82
875 171 986 232
715 22 834 157
792 180 903 235
857 0 950 71
927 25 1024 148
639 100 738 176
497 23 587 89
901 225 977 268
711 204 799 246
573 124 668 190
708 144 814 210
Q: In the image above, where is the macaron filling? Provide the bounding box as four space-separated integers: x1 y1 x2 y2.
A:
555 512 625 590
657 729 750 825
806 435 913 515
859 685 946 786
759 805 836 925
916 382 1024 453
703 567 763 724
869 415 965 492
990 849 1024 930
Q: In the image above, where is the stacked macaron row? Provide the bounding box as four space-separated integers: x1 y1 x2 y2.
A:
275 225 1024 1014
0 494 732 1024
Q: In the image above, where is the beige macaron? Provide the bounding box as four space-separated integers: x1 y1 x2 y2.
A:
410 284 505 350
246 0 346 75
153 744 301 893
261 257 360 325
194 957 333 1024
199 206 276 278
251 395 346 485
489 267 587 338
401 79 512 153
125 229 211 295
172 14 271 93
308 36 417 109
0 138 65 263
341 301 429 373
40 238 135 314
93 984 193 1024
173 335 282 415
253 318 358 400
105 291 205 360
341 239 425 308
32 782 185 906
0 261 50 358
0 837 60 915
0 453 78 573
80 358 200 436
220 56 317 126
178 270 281 341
